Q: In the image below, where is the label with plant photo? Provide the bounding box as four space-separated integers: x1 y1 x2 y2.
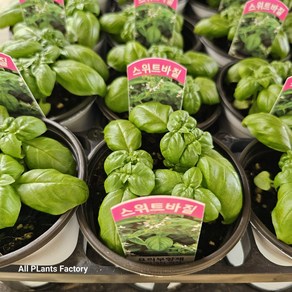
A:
134 0 178 48
127 57 187 111
270 76 292 117
19 0 66 33
111 196 205 264
228 0 289 59
0 53 45 117
218 0 247 11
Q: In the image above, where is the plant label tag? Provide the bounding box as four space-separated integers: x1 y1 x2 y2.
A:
228 0 289 59
111 195 205 264
0 53 45 117
134 0 178 48
19 0 66 33
218 0 247 11
127 57 187 111
270 76 292 117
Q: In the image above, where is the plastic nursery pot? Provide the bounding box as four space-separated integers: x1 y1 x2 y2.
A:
199 36 291 68
77 137 251 276
239 140 292 291
199 36 238 68
96 97 222 133
239 140 292 265
188 0 217 19
47 84 97 132
0 119 87 269
216 61 252 139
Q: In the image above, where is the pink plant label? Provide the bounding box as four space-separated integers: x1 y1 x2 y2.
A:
134 0 177 10
127 58 186 84
229 0 288 59
0 53 45 117
0 54 18 71
127 58 187 111
243 0 289 21
282 76 292 92
19 0 66 33
111 196 205 262
112 196 205 222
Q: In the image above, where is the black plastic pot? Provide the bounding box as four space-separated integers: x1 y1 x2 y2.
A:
188 0 217 20
47 85 97 132
239 140 292 266
0 119 87 268
77 137 251 276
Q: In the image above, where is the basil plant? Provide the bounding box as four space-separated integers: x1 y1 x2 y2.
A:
0 105 89 229
243 112 292 244
99 101 243 254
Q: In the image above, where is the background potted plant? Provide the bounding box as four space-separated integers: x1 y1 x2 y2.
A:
193 2 292 67
77 103 251 276
239 112 292 291
216 57 292 138
0 0 108 132
0 105 89 271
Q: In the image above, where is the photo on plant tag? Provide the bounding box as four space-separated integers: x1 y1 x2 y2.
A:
128 75 184 111
0 53 44 117
228 0 289 59
20 0 66 33
135 2 177 48
116 213 202 257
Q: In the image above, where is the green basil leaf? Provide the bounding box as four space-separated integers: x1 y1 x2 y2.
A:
104 76 128 113
0 174 15 186
182 51 219 79
0 105 9 124
124 41 148 66
32 63 56 97
274 169 292 189
254 171 273 191
171 183 194 199
242 113 292 152
195 187 221 222
197 151 243 224
182 167 203 189
0 134 23 158
194 77 220 105
15 169 89 215
127 163 155 195
106 45 127 72
271 183 292 244
151 169 182 195
98 189 138 254
103 119 142 151
12 116 47 141
129 101 173 133
52 60 107 97
0 153 24 181
22 137 76 175
0 185 21 229
62 44 109 81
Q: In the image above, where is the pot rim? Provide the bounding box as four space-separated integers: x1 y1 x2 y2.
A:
49 95 96 123
239 140 292 258
216 61 245 121
188 1 217 13
77 137 251 276
0 118 87 268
